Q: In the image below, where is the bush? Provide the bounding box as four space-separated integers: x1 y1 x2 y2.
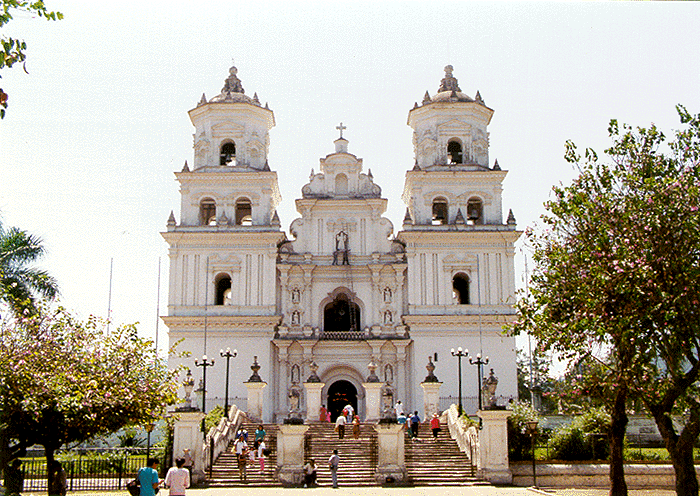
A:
507 402 539 461
549 407 610 460
204 405 225 433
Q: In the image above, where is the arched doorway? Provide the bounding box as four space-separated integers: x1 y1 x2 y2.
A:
327 380 358 422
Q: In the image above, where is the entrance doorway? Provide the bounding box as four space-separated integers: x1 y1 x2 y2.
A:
327 380 358 422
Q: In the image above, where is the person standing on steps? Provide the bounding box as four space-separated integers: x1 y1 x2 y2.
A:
335 412 346 439
352 415 361 439
394 399 403 418
319 404 328 422
410 411 421 439
328 449 340 488
430 413 441 441
257 439 267 474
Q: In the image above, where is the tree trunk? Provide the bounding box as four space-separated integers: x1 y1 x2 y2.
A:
652 406 700 496
609 384 628 496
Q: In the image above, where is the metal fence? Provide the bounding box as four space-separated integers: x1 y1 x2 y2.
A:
5 448 166 493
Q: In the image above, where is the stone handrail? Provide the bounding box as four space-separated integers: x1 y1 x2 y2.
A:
446 404 480 468
202 405 246 473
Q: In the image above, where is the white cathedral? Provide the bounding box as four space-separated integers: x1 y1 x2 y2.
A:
164 64 521 423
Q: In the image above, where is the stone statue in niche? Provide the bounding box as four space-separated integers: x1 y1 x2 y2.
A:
384 311 393 324
290 364 300 385
384 364 394 385
291 311 300 326
291 288 300 304
288 383 302 420
383 287 392 303
333 231 349 265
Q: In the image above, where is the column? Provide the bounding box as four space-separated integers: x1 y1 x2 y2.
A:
372 423 407 484
420 381 442 420
477 409 513 484
303 381 325 423
245 381 267 423
276 424 310 486
172 411 206 484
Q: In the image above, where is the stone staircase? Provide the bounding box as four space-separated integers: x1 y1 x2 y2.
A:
303 421 378 487
207 421 281 487
206 419 483 487
405 422 481 486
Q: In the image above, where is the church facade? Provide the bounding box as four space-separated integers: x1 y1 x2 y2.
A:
163 65 521 423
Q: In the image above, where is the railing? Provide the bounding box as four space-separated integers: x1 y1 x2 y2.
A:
319 330 367 341
3 448 165 492
446 404 479 474
202 404 246 476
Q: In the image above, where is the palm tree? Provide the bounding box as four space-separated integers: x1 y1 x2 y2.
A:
0 221 58 318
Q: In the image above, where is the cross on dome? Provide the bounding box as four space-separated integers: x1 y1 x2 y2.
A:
336 122 347 139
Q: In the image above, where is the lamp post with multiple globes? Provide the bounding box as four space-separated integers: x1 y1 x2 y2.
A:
194 355 215 414
450 347 468 415
469 353 489 411
219 348 238 415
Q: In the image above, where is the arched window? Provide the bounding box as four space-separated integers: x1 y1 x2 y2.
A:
447 139 463 164
220 142 236 165
467 197 483 225
432 197 448 225
324 293 361 333
215 274 232 305
453 272 470 304
235 198 252 225
335 173 348 195
200 198 216 226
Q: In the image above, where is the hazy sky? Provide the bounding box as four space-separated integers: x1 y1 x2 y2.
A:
1 1 698 358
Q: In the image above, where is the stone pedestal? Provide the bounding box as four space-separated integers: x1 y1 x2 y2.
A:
275 424 310 486
303 381 325 423
363 382 384 422
477 409 513 484
373 423 407 484
245 381 267 422
172 411 206 483
420 381 442 419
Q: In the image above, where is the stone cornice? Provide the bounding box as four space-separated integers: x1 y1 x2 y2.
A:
162 314 282 331
402 313 515 329
397 229 522 246
161 230 285 246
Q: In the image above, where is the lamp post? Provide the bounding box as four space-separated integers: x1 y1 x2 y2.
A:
219 347 238 415
194 355 215 414
469 353 489 411
145 422 155 461
526 420 539 488
450 347 468 415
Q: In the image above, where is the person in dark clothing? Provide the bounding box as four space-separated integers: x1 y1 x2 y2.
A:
410 411 421 439
5 459 24 496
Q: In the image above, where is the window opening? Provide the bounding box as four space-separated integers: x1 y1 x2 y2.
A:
453 273 470 304
235 198 252 225
335 173 348 195
448 139 463 164
200 199 216 226
324 293 361 333
432 198 448 225
220 142 236 165
215 275 232 305
467 197 483 225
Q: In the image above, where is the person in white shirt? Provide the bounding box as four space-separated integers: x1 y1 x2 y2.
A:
164 458 190 496
257 440 267 474
394 400 403 418
335 413 347 439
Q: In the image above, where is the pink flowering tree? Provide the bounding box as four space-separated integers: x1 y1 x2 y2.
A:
0 308 180 493
509 105 700 496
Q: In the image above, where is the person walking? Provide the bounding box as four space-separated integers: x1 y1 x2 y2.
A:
257 439 267 474
410 411 421 439
137 458 160 496
254 424 266 450
319 404 328 422
303 458 317 487
335 413 346 439
182 449 193 476
344 403 354 422
430 413 441 441
328 449 340 488
352 415 361 439
394 400 403 418
5 459 24 496
397 411 407 432
164 457 190 496
234 436 248 482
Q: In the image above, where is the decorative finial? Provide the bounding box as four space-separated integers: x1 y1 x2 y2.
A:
475 90 484 104
455 208 466 225
422 91 431 105
403 208 413 225
493 158 501 171
271 210 281 228
367 169 373 179
181 160 190 172
507 209 516 225
221 63 244 97
336 122 347 139
167 211 176 227
198 93 207 106
438 65 461 93
253 92 260 105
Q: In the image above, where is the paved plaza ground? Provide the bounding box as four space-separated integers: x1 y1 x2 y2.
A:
63 486 677 496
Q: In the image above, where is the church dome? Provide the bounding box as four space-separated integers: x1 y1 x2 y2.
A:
208 65 258 105
430 90 474 103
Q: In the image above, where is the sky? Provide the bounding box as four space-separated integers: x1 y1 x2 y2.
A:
1 1 699 362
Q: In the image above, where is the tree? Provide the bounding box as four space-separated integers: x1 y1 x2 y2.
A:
0 308 180 493
1 1 63 118
509 105 700 496
0 220 58 318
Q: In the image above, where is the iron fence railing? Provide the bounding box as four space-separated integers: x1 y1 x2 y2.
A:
3 448 166 493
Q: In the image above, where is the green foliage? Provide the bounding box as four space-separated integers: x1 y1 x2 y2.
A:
0 1 63 118
0 219 59 318
117 428 146 448
507 401 539 461
204 405 225 433
0 308 180 472
549 408 611 460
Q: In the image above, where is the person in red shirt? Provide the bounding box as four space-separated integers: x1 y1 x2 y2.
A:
430 413 441 441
